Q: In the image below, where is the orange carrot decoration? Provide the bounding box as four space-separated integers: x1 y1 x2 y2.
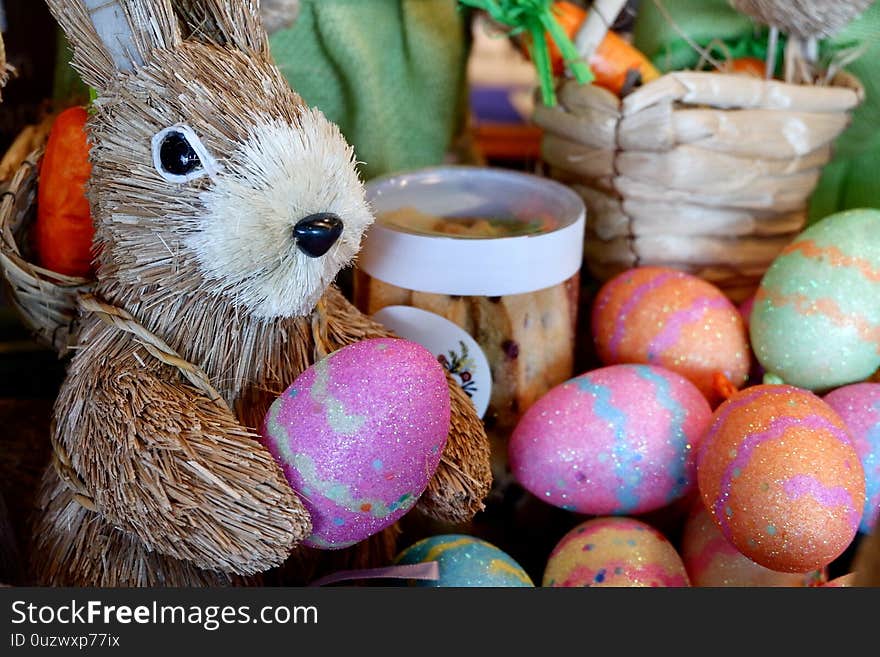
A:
34 105 95 277
723 56 766 77
712 372 740 403
526 1 661 96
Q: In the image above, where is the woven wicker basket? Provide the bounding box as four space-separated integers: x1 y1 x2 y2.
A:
536 70 864 302
0 144 94 355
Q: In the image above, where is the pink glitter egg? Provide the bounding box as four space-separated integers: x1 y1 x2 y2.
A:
823 383 880 534
681 500 824 587
543 517 690 587
260 338 450 549
509 364 712 515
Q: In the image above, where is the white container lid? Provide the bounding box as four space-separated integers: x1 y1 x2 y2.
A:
359 166 587 297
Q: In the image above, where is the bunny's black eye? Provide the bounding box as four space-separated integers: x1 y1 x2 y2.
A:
151 124 220 184
159 131 202 177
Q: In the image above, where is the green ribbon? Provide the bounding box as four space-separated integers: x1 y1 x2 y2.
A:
459 0 594 105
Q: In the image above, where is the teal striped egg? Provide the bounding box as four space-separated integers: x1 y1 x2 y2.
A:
751 209 880 391
393 535 534 587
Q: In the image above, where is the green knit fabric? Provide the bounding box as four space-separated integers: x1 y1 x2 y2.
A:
269 0 470 181
632 0 880 223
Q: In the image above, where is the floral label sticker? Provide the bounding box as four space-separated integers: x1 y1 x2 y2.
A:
372 305 492 419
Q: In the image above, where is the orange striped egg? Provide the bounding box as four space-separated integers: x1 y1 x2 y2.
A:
681 500 825 587
750 209 880 391
698 384 865 573
542 517 689 587
592 266 750 405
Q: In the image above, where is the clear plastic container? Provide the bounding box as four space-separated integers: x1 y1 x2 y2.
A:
355 166 586 481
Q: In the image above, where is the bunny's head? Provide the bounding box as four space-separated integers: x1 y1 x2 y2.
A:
47 0 373 318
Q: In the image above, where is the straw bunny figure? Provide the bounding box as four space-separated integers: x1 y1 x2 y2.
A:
33 0 491 586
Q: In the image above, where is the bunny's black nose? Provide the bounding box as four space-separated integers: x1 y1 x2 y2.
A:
293 213 344 258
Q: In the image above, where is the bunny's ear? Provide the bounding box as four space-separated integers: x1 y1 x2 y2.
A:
174 0 270 57
46 0 181 91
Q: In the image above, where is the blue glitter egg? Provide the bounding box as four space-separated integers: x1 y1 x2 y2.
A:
393 534 534 587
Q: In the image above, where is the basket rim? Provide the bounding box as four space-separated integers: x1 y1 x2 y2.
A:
0 146 94 290
619 68 865 117
648 67 865 94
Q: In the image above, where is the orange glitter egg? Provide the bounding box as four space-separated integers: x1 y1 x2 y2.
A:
697 385 865 573
681 500 825 587
591 267 750 405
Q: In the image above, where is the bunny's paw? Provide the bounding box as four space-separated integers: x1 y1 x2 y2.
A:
53 361 311 575
415 372 493 523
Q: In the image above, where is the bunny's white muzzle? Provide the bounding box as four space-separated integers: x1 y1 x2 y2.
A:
189 108 374 319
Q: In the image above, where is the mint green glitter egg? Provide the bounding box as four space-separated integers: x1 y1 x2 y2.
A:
750 209 880 391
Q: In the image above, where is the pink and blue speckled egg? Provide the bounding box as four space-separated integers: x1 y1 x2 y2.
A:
509 364 712 515
698 384 865 573
393 534 534 587
824 383 880 534
260 338 450 549
542 517 690 587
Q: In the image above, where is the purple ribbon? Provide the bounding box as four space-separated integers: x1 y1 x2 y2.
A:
308 561 440 587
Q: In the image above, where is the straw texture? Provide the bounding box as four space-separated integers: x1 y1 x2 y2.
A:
0 147 94 354
36 282 490 584
48 294 311 575
729 0 875 38
33 468 254 587
31 0 490 585
538 70 863 301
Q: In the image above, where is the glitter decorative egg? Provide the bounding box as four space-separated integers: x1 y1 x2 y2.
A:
592 266 750 404
543 517 690 587
681 501 824 587
393 534 534 587
509 364 712 515
260 338 450 549
697 384 865 572
824 383 880 534
750 208 880 391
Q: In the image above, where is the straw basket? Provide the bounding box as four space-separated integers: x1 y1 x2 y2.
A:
536 70 864 302
0 143 94 355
